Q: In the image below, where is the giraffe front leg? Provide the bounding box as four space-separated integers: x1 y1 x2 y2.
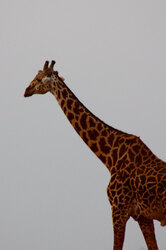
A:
137 216 158 250
112 206 129 250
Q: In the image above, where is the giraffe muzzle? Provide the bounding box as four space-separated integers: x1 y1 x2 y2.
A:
24 86 33 97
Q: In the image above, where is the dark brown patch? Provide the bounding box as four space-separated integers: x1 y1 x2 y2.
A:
111 190 116 196
97 123 103 131
125 137 137 145
69 94 74 99
73 107 80 114
146 169 153 175
80 113 87 129
124 178 130 187
82 132 88 144
140 175 146 185
74 101 79 108
129 163 135 170
118 170 128 182
114 136 121 147
72 101 83 115
151 155 156 160
117 189 122 195
75 122 81 132
135 176 140 188
133 145 140 153
131 169 136 179
89 117 96 127
135 154 142 166
125 166 131 173
88 129 99 140
112 149 118 165
131 179 135 189
147 176 156 183
58 81 64 88
157 173 162 182
119 194 124 203
114 137 125 147
143 191 148 199
101 129 107 136
158 183 164 193
99 154 106 164
137 167 144 175
99 137 110 154
116 159 124 170
99 137 106 146
108 157 113 168
67 112 74 122
67 99 73 110
108 134 115 146
149 194 155 202
147 182 155 189
110 167 116 175
109 177 116 188
64 107 66 114
128 149 135 162
144 158 151 164
58 90 61 99
114 196 118 205
61 100 65 108
141 148 147 156
62 89 68 99
119 144 127 158
123 187 129 195
90 143 98 153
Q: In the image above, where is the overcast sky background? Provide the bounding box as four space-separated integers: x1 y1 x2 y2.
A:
1 1 166 249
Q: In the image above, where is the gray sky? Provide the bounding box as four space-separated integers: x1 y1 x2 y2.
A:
1 0 166 249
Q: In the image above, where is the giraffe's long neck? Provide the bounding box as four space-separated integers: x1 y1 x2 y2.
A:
50 78 152 173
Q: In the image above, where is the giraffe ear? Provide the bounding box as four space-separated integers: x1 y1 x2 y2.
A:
60 76 65 81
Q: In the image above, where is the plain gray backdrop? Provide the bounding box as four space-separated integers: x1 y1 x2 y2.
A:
1 0 166 249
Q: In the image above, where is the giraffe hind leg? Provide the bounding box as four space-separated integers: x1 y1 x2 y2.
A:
137 216 158 250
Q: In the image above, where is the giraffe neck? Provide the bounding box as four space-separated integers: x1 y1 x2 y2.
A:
50 78 153 173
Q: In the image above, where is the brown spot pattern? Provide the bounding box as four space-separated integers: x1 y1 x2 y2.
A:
75 122 81 132
89 117 96 127
90 143 98 152
88 129 99 140
62 89 68 98
80 113 87 129
99 154 106 164
97 123 103 131
99 137 110 154
67 99 73 110
108 134 115 146
67 112 74 122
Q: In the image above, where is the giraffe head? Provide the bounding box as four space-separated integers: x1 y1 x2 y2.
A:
24 60 61 97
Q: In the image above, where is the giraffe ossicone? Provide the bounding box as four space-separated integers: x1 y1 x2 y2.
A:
24 60 166 250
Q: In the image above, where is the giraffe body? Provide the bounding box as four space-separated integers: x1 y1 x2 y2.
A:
24 61 166 250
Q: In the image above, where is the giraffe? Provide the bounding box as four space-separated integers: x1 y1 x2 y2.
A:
24 60 166 250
